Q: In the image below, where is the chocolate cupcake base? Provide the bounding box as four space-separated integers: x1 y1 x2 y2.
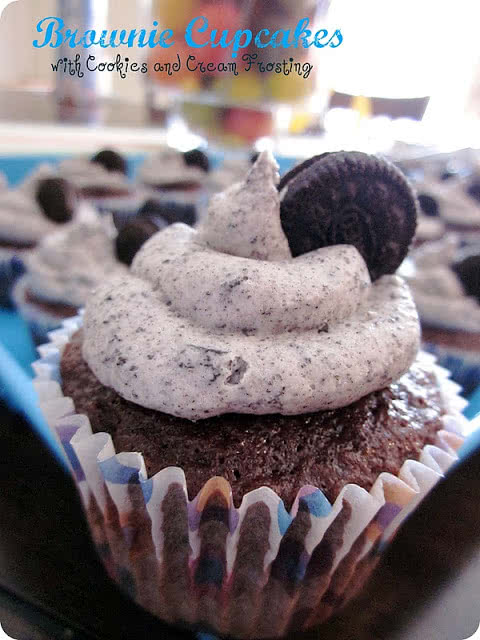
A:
62 330 448 507
33 317 468 639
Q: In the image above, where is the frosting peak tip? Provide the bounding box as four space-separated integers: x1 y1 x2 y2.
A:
198 150 290 261
247 150 280 186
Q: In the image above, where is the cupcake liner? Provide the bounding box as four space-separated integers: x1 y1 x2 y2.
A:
422 341 480 398
32 318 469 639
0 247 26 308
12 276 77 345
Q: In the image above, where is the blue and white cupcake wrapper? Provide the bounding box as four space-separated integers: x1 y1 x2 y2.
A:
32 319 469 638
423 341 480 398
0 247 26 308
11 275 76 345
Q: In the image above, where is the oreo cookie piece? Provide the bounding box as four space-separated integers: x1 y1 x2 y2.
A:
183 149 210 173
36 178 77 224
452 248 480 303
279 151 418 281
417 193 439 217
91 149 128 175
466 177 480 204
115 218 166 266
138 199 196 227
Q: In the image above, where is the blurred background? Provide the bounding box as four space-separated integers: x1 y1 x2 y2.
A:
1 0 480 154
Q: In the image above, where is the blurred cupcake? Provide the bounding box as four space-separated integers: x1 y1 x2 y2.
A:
415 172 480 237
33 152 468 638
13 218 124 344
58 149 138 214
413 193 446 245
405 235 480 396
112 197 198 233
138 147 210 214
0 166 88 307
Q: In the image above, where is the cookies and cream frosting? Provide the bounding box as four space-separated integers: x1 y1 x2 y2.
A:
419 175 480 228
0 189 57 245
58 157 131 194
82 152 420 420
404 235 480 332
26 218 124 307
139 149 206 188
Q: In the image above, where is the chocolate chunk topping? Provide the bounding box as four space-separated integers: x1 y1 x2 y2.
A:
115 218 165 266
279 151 418 281
466 177 480 204
36 177 77 224
138 198 197 227
452 248 480 303
91 149 127 175
183 149 210 173
417 193 439 217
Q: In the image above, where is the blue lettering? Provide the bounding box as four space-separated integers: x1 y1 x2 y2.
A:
292 17 312 48
254 28 270 48
185 16 209 48
313 29 329 47
231 29 252 58
33 16 64 48
269 28 291 49
329 29 343 47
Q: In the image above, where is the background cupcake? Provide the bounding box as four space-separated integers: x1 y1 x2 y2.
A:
58 149 141 218
405 235 480 396
14 217 124 344
138 147 210 216
0 165 82 307
33 152 468 639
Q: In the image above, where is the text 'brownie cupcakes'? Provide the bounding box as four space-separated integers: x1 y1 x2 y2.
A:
33 151 468 639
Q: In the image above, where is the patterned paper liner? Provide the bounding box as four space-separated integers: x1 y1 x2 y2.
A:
423 341 480 398
32 317 469 639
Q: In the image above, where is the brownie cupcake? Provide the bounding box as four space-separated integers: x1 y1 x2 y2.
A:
58 149 131 198
138 147 210 215
14 218 125 344
33 152 468 639
404 235 480 396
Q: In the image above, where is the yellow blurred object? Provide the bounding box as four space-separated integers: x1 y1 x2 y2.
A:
152 0 196 31
180 76 201 93
229 73 263 104
288 111 313 134
351 95 372 119
267 71 313 103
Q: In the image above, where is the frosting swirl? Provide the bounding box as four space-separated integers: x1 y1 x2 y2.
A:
58 157 132 194
139 148 206 188
26 218 124 307
418 174 480 228
0 189 56 245
83 152 420 420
